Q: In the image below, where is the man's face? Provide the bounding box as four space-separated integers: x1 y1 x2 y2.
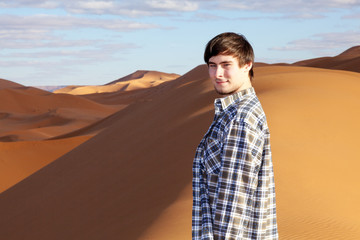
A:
208 54 252 96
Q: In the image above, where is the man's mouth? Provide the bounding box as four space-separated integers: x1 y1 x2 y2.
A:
216 80 228 84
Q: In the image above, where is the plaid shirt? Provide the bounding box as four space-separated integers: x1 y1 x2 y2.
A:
192 87 278 240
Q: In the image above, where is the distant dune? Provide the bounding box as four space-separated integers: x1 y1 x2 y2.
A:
0 57 359 240
293 46 360 73
0 86 119 142
255 46 360 74
55 70 180 95
0 78 25 89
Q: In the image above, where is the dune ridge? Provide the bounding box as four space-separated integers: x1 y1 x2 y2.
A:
0 63 360 240
256 45 360 73
293 46 360 73
55 70 180 95
0 78 25 89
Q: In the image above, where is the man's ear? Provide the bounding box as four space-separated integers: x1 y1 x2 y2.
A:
243 62 253 72
245 62 253 70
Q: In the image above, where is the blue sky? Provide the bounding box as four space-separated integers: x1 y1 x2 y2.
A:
1 0 359 86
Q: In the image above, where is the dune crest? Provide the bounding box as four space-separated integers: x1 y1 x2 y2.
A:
256 46 360 74
293 45 360 73
0 78 25 89
54 70 181 95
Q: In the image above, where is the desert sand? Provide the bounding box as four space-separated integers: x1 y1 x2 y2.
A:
0 136 91 192
0 47 360 239
0 86 120 141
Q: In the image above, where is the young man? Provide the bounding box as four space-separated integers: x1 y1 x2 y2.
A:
192 32 278 239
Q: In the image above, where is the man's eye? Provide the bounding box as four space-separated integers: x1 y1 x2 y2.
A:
209 64 216 68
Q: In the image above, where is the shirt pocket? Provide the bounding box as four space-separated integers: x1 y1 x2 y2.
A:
203 136 223 175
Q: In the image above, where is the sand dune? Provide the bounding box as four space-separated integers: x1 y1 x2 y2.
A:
256 45 360 74
55 70 180 95
0 86 119 141
0 78 25 89
0 136 91 192
293 46 360 72
105 70 181 85
0 82 121 191
0 64 359 240
0 72 175 193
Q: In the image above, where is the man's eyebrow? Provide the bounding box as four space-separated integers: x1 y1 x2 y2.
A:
208 60 233 64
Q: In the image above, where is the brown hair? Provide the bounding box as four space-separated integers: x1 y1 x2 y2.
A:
204 32 254 80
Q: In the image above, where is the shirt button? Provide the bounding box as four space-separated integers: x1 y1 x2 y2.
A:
203 227 209 233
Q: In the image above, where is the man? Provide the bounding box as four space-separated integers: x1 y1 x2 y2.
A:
192 32 278 239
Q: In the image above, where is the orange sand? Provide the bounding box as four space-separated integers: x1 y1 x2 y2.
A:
0 136 91 192
0 61 360 239
0 86 119 141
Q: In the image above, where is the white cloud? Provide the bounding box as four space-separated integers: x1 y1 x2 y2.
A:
207 0 360 12
35 1 60 8
343 12 360 18
0 0 60 8
145 0 198 11
0 58 88 85
271 31 360 56
0 37 90 49
75 0 114 10
279 12 326 19
65 0 117 14
1 0 359 17
0 41 140 85
2 42 138 59
0 0 200 16
0 14 158 32
193 12 226 21
0 14 157 52
333 0 358 4
0 13 144 76
0 29 51 41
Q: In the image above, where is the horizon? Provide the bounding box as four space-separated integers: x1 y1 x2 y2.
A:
1 0 359 86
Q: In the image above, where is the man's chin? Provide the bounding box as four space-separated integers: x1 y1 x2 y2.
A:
215 87 236 96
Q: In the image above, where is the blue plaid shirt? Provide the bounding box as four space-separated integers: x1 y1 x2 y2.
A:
192 87 278 239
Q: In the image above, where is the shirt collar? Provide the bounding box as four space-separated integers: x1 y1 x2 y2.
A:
214 87 255 113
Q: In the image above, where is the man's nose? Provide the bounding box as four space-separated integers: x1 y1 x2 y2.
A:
215 66 224 78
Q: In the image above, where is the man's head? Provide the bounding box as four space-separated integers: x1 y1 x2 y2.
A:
204 32 254 95
204 32 254 81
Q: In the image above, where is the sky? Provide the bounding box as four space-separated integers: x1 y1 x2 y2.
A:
0 0 359 86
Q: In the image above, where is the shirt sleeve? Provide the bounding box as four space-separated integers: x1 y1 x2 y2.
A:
212 119 265 239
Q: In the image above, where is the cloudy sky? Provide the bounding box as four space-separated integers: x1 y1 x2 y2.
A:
1 0 359 86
